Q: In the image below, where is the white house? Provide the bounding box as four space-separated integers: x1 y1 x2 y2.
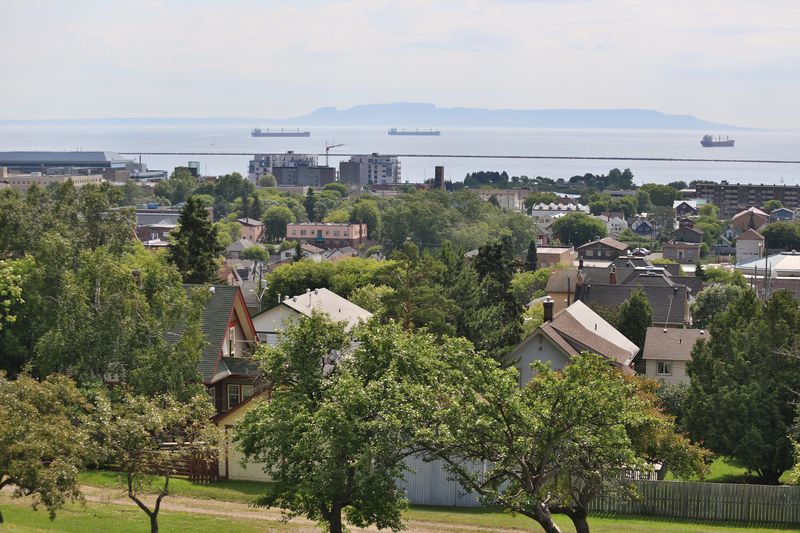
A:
595 214 628 237
529 202 590 226
642 327 708 385
251 288 373 345
506 298 638 385
735 228 764 264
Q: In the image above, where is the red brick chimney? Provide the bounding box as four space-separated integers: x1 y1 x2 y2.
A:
609 264 617 285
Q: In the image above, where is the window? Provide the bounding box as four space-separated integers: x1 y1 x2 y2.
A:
242 385 254 400
586 249 594 257
227 384 240 409
656 361 672 376
300 230 306 236
150 232 158 240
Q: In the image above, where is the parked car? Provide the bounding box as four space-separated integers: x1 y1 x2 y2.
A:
632 247 650 256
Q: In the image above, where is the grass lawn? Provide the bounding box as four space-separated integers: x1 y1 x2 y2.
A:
0 499 292 533
78 470 266 504
666 457 794 484
1 498 798 533
69 470 800 533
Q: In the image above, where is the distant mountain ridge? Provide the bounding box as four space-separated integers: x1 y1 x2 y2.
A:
0 103 748 130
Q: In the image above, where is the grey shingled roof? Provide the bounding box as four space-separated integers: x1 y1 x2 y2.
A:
196 285 239 383
579 284 688 327
642 327 709 361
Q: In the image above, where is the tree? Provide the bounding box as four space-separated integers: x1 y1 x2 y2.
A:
694 262 705 279
550 212 607 247
104 392 221 533
0 373 93 524
258 173 277 188
322 182 348 197
236 317 444 533
762 199 783 212
153 168 197 205
262 205 295 242
524 239 538 271
292 240 303 262
168 196 222 284
350 201 380 239
617 287 652 365
303 188 317 221
761 222 800 251
240 245 268 262
0 260 24 332
420 352 706 533
667 181 688 191
690 284 744 328
686 289 800 484
640 183 680 207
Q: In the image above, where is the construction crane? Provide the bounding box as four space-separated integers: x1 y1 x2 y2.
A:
324 142 345 166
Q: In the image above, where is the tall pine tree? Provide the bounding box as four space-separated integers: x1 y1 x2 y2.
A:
168 196 222 284
524 239 538 272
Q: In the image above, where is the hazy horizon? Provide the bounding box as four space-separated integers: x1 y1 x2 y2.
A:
2 1 798 129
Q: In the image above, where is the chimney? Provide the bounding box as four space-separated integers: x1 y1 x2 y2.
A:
609 264 617 285
435 166 445 190
543 297 554 323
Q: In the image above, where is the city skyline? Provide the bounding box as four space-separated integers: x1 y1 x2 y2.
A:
1 0 798 129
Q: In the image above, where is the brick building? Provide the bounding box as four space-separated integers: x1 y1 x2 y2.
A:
286 222 367 249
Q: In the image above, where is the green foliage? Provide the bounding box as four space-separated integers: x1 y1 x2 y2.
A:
762 199 783 212
154 168 198 205
550 212 607 247
686 289 800 484
617 287 653 359
214 219 241 250
640 183 681 207
236 317 455 533
350 200 380 239
168 197 223 284
240 246 268 262
421 352 706 533
103 392 221 533
258 173 277 188
690 284 745 328
587 192 638 218
761 221 800 251
0 259 24 331
667 181 688 190
524 239 538 271
348 284 396 319
322 182 348 197
262 206 295 242
0 373 93 523
703 267 747 288
510 268 551 307
524 191 560 213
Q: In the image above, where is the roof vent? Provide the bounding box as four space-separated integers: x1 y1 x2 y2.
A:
663 328 668 333
679 338 683 344
209 286 216 294
700 330 705 335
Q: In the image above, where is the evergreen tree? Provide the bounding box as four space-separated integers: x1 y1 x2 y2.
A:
293 240 303 263
303 188 316 222
249 193 262 221
168 196 222 284
524 239 538 271
694 263 705 279
617 286 652 365
238 193 250 219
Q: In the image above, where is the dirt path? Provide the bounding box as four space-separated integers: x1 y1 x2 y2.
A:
2 485 526 533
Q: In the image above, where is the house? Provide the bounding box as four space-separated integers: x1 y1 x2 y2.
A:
237 218 265 242
194 285 261 416
735 229 764 263
214 392 272 481
579 283 690 328
629 216 656 238
506 298 638 386
642 327 709 385
712 235 735 256
677 217 695 229
662 241 701 264
225 238 258 260
251 288 372 345
731 207 769 234
576 237 628 261
536 247 576 268
476 189 526 212
529 202 589 226
130 206 213 243
670 226 704 244
595 215 628 237
769 207 795 222
673 200 698 217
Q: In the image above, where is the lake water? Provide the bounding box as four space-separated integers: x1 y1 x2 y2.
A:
0 124 798 185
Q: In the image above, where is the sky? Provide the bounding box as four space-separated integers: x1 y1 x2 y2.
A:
1 0 798 129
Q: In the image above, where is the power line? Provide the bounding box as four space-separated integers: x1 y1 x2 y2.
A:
119 151 800 165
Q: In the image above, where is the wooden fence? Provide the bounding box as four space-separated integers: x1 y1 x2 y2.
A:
588 480 800 525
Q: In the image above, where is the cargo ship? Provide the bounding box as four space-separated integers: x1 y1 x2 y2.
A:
701 134 734 147
388 128 441 136
251 128 311 138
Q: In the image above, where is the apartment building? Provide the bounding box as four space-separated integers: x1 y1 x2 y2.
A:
286 222 367 249
248 151 318 182
696 182 800 216
339 153 400 186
